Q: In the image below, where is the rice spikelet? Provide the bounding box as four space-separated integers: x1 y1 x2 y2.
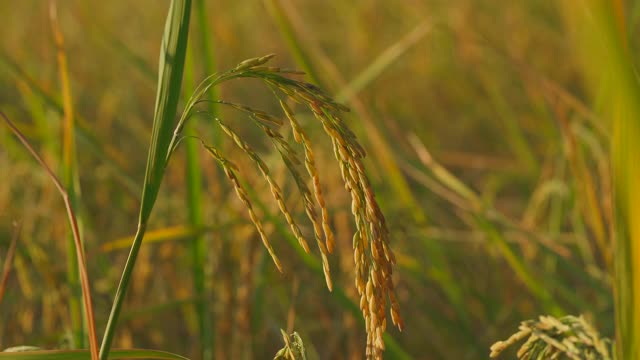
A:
280 99 335 254
201 143 283 272
213 119 311 254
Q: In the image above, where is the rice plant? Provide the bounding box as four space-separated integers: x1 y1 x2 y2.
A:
490 315 612 360
273 330 307 360
169 53 404 358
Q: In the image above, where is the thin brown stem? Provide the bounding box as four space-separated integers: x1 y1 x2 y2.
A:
0 111 99 360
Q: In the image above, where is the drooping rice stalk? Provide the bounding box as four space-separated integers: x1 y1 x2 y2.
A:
261 1 476 345
169 56 403 358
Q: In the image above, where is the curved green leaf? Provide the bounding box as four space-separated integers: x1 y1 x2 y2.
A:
0 349 189 360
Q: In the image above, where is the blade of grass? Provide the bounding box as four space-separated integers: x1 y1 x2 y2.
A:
191 3 219 357
49 1 87 349
0 112 98 360
101 30 157 82
335 20 432 103
99 222 242 252
0 349 189 360
193 0 220 146
263 0 322 86
99 1 192 359
561 1 640 358
554 103 610 270
183 36 212 360
15 81 58 156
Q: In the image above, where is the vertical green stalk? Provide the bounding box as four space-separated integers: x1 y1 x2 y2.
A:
193 2 219 357
49 1 86 349
562 1 640 358
99 1 192 359
183 37 213 360
184 116 212 360
191 2 219 357
194 0 220 146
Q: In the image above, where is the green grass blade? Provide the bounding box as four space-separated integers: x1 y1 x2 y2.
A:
263 0 323 86
49 2 86 349
192 3 219 357
194 0 220 146
139 0 192 223
99 222 242 252
561 1 640 358
102 31 157 82
0 349 190 360
183 36 213 360
335 20 432 103
99 1 192 359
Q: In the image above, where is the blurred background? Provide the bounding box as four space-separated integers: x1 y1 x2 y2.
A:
0 0 619 359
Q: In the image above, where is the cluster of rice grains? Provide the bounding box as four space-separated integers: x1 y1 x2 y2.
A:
175 55 403 358
489 315 612 360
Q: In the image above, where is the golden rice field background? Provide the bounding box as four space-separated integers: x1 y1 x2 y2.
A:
1 1 637 359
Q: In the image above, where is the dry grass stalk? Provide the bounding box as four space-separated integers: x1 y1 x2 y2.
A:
1 111 99 360
269 67 402 359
